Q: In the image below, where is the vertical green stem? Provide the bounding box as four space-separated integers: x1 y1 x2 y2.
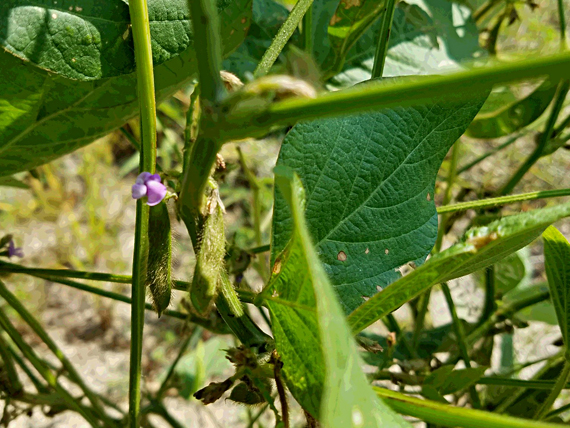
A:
500 79 570 195
303 4 313 55
0 332 22 395
479 265 496 326
535 359 570 419
441 283 482 408
557 0 567 51
372 0 398 78
187 0 225 104
127 0 157 424
254 0 315 78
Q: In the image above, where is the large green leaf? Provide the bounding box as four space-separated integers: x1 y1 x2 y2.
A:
0 0 222 80
265 167 409 426
347 201 570 334
542 226 570 344
0 0 251 177
331 0 482 87
466 79 558 139
271 90 486 314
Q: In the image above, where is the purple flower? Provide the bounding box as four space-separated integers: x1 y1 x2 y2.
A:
131 172 167 206
8 240 23 258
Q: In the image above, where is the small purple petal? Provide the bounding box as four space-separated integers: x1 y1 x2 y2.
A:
147 174 162 183
136 172 152 185
146 180 167 206
132 183 147 199
8 240 23 258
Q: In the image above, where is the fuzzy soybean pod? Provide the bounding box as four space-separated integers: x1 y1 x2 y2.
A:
191 191 226 316
146 202 172 316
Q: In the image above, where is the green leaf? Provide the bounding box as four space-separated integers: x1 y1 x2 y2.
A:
348 201 570 334
502 281 558 325
0 0 251 177
147 203 172 317
466 79 558 139
542 226 570 345
266 166 409 426
0 0 224 80
331 0 482 87
271 90 486 314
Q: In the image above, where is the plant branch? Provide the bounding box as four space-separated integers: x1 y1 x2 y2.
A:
500 79 570 195
221 52 570 142
254 0 315 78
187 0 225 104
441 283 482 408
372 0 398 78
128 0 158 423
437 188 570 214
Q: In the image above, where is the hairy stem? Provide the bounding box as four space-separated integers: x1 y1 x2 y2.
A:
127 0 158 423
437 188 570 214
372 0 398 78
254 0 315 78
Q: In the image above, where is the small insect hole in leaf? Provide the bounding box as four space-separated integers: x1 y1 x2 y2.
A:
365 248 369 254
385 249 389 255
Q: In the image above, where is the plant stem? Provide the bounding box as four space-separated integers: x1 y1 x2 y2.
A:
303 4 313 55
217 271 271 347
371 0 397 78
457 133 522 175
479 265 496 326
557 0 567 51
221 51 570 142
254 0 315 78
500 79 570 195
0 261 256 305
187 0 225 104
437 188 570 214
374 387 569 428
120 127 141 151
384 314 418 359
472 0 501 22
0 333 22 395
5 342 48 393
0 280 114 426
535 359 570 419
441 282 482 408
183 83 200 169
128 0 157 423
0 304 101 427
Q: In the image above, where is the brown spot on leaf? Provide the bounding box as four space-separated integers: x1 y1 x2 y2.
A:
337 251 347 261
272 259 282 275
329 14 342 25
241 17 247 24
365 248 369 254
427 193 431 201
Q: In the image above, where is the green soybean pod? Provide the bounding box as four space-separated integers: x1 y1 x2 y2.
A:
146 202 172 317
191 194 226 316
